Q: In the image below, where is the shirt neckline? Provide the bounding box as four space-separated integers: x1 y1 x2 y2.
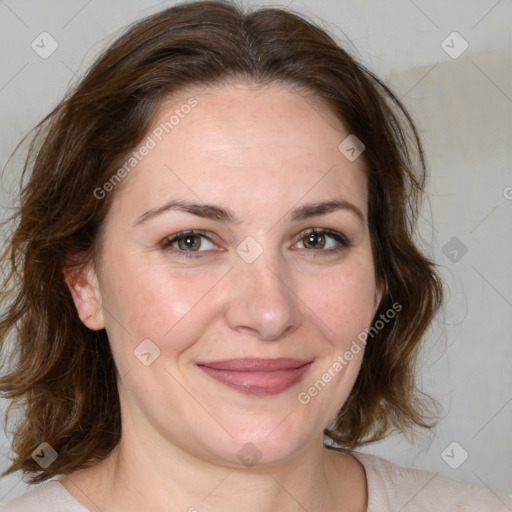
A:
54 451 377 512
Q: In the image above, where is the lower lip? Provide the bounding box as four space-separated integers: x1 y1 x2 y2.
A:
197 363 312 396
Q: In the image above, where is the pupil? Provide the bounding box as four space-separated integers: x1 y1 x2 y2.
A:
181 235 200 251
306 233 324 249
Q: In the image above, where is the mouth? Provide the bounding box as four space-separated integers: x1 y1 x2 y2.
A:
196 358 313 396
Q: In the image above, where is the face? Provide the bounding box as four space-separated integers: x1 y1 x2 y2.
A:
68 82 381 467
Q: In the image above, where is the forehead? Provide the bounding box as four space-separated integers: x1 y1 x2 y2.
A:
108 82 368 223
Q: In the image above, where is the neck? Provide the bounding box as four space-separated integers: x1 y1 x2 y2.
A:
111 434 337 511
64 428 366 512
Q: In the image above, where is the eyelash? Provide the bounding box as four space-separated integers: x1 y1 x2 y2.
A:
161 228 351 259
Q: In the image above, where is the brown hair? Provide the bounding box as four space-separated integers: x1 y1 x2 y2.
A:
0 0 443 484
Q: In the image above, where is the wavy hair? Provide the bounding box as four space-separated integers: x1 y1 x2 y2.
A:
0 0 443 483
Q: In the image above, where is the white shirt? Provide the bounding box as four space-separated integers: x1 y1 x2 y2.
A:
1 451 511 511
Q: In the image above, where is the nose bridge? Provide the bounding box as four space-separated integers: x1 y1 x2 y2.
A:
225 235 301 340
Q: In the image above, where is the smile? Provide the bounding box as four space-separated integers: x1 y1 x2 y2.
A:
196 358 313 396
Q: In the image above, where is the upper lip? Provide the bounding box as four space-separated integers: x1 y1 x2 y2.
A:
196 358 312 371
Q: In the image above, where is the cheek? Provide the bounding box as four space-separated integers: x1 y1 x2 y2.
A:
100 252 224 356
124 272 218 342
301 258 377 347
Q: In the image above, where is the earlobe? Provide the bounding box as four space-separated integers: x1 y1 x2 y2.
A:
63 262 105 331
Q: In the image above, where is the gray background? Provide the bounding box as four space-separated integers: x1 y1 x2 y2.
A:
1 0 511 503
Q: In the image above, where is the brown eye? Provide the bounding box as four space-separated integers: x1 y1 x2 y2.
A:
176 234 203 251
293 229 350 256
161 230 217 258
302 232 327 250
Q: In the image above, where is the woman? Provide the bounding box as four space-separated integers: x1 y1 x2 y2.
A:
1 1 511 510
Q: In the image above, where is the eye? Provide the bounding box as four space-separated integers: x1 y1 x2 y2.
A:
161 230 217 258
292 228 350 256
161 228 351 259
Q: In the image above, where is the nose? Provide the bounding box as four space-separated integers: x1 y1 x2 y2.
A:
224 250 302 341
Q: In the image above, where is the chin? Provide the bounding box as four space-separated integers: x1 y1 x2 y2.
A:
195 418 315 469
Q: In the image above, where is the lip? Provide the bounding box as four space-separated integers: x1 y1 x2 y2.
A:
196 358 313 396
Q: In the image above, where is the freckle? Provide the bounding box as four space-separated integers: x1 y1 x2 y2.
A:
171 301 191 317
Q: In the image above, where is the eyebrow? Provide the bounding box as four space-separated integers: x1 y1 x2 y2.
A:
134 198 365 226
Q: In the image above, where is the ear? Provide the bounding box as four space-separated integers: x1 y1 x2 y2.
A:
63 261 105 331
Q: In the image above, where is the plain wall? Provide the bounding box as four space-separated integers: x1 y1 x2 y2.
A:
1 0 511 503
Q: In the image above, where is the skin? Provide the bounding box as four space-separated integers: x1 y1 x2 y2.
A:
62 82 381 512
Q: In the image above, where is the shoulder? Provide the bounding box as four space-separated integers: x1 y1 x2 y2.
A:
0 480 89 512
351 450 512 512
